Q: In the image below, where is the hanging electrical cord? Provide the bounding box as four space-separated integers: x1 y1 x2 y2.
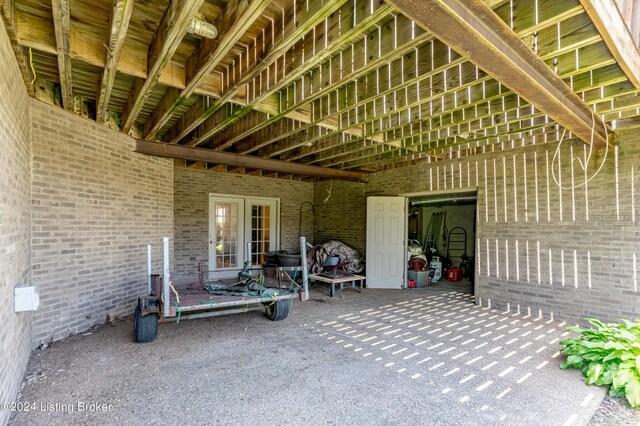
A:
551 110 610 190
29 47 37 85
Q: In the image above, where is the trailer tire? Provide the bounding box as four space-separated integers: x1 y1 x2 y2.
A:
265 299 290 321
134 305 158 343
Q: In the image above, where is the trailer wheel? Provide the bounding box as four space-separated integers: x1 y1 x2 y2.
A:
265 299 290 321
134 304 158 343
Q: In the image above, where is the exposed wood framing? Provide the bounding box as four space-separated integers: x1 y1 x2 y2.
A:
318 66 629 168
233 13 432 154
212 1 583 156
134 139 368 182
14 10 224 98
185 1 394 149
0 0 34 96
614 0 640 47
580 0 640 89
51 0 73 110
144 0 271 139
386 0 611 147
168 0 350 145
244 3 595 159
297 40 620 166
121 0 205 132
96 0 135 122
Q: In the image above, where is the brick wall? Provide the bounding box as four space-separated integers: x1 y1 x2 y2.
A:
174 167 314 272
30 100 174 344
0 18 32 426
313 180 367 253
320 130 640 325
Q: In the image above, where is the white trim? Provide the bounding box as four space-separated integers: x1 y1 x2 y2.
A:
208 194 280 273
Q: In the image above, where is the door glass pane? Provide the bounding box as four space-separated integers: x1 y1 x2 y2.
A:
250 204 272 265
215 201 240 268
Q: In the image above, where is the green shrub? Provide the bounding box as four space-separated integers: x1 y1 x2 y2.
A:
560 318 640 408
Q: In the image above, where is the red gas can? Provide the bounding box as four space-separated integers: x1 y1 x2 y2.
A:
447 267 462 282
407 278 417 288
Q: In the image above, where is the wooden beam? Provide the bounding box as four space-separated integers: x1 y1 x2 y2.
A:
168 0 350 144
15 10 224 99
580 0 640 89
144 0 271 139
121 0 205 132
51 0 73 110
96 0 135 122
134 139 368 182
386 0 610 147
0 0 34 96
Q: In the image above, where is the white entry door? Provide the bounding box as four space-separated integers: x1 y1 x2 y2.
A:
366 196 406 289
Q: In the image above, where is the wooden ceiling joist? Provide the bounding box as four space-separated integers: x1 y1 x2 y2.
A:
234 14 432 155
385 0 611 148
134 139 369 182
121 0 206 132
0 1 34 96
51 0 73 110
144 0 272 139
15 10 225 99
238 2 591 159
167 0 350 145
185 1 394 149
96 0 135 122
580 0 640 89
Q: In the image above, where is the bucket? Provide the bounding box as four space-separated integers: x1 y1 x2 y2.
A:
407 278 417 289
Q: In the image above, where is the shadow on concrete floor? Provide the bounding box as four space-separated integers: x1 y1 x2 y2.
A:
11 287 611 426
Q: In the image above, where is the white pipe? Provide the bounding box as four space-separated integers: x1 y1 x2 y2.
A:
163 236 170 318
300 236 309 301
246 242 252 269
188 15 218 39
147 244 152 296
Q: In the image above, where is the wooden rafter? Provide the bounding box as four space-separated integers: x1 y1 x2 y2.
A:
144 0 272 139
232 13 431 155
121 0 205 132
235 2 590 159
292 39 617 165
317 68 629 168
580 0 640 89
134 139 368 182
385 0 610 147
14 10 225 99
167 0 350 145
0 0 34 96
184 1 394 149
96 0 135 122
51 0 73 110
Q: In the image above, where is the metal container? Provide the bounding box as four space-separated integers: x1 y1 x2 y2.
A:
279 253 301 266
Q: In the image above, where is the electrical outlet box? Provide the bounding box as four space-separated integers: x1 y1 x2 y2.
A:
14 284 40 312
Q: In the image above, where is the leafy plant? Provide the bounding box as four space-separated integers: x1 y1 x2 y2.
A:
560 318 640 408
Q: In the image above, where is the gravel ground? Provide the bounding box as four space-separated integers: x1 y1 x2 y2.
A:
7 283 635 425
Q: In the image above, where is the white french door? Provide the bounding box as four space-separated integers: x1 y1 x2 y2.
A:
209 195 279 272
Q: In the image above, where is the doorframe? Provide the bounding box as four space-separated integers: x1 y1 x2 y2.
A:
402 188 479 300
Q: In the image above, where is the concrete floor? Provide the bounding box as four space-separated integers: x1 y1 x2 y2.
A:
10 283 608 426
